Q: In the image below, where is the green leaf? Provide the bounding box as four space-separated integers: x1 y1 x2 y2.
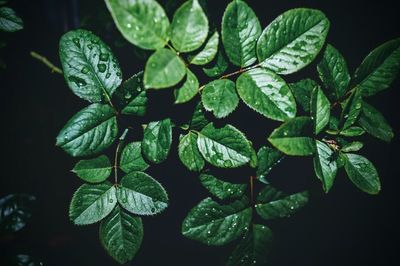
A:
188 31 219 65
182 197 252 246
144 48 186 89
340 89 362 130
142 119 172 164
341 141 363 153
0 7 23 32
289 79 318 113
236 68 296 121
268 117 315 156
69 182 117 225
358 101 394 142
313 140 337 193
120 142 149 173
174 68 199 104
100 206 143 264
339 126 365 137
317 44 350 101
72 155 112 183
199 173 246 200
221 0 261 67
344 153 381 195
197 123 253 168
105 0 170 50
0 194 35 234
201 79 239 118
178 132 205 172
256 185 286 204
189 102 209 130
310 86 330 134
113 71 147 116
170 0 208 52
257 8 329 74
353 38 400 96
59 29 122 103
117 172 168 215
203 50 228 78
256 146 284 184
56 104 118 157
226 224 273 266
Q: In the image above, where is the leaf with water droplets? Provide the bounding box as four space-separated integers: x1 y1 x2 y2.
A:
221 0 261 67
203 50 228 78
100 206 143 264
310 85 330 134
182 197 252 246
105 0 170 50
344 153 381 195
268 117 315 156
72 155 112 183
120 142 149 173
59 29 122 102
117 172 168 215
197 123 253 168
199 173 246 200
188 31 219 65
257 8 329 74
178 132 205 172
341 141 363 153
289 79 318 113
174 68 199 104
56 104 118 157
313 140 337 193
0 194 35 234
256 146 284 184
340 89 362 130
69 182 117 225
142 118 172 164
0 7 23 32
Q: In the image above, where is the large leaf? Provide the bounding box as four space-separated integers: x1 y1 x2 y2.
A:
340 89 362 130
0 194 35 233
182 197 252 246
0 7 23 32
201 79 239 118
69 182 117 225
256 146 284 183
289 79 318 113
144 48 186 89
142 118 172 164
310 86 330 134
56 104 118 157
120 142 149 173
174 68 199 104
170 0 208 52
236 68 296 121
257 8 329 74
353 38 400 96
221 0 261 67
313 140 337 193
344 153 381 195
59 29 122 102
358 101 394 142
100 206 143 264
105 0 170 50
188 31 219 65
268 117 315 156
117 172 168 215
199 173 246 200
197 123 253 168
203 50 228 78
72 155 112 183
317 44 350 101
178 132 205 172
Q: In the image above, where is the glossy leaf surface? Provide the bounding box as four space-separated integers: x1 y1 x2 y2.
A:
199 173 246 200
72 155 112 183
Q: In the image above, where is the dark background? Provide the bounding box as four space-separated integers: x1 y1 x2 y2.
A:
1 0 399 265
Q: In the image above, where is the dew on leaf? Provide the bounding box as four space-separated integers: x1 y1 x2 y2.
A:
97 63 106 73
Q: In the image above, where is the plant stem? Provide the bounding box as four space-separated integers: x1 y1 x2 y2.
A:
114 128 129 184
30 51 63 74
219 64 259 79
250 175 254 204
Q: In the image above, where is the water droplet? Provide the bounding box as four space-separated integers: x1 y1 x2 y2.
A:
81 66 90 74
73 38 81 48
207 230 211 235
87 44 93 50
125 92 132 99
97 63 106 73
99 53 109 61
151 207 156 212
223 160 232 167
126 23 132 28
106 73 111 78
68 75 87 87
135 25 140 30
116 72 122 77
290 206 294 210
109 198 113 203
283 131 288 136
355 103 362 109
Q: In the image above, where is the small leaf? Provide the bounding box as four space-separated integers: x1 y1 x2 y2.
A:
144 48 186 89
189 102 209 130
341 141 364 153
256 185 286 204
170 0 208 52
100 206 143 264
174 68 199 104
188 31 219 65
313 140 337 193
358 101 394 142
120 142 149 173
56 104 118 157
178 132 205 172
344 153 381 195
59 29 122 103
339 126 365 137
117 172 168 215
268 117 315 156
182 197 252 246
142 118 172 164
72 155 112 183
0 7 23 32
197 123 253 168
289 79 319 113
317 44 350 101
256 146 284 184
257 8 329 74
221 0 261 67
0 194 35 233
310 86 330 134
353 38 400 96
236 68 296 121
201 79 239 118
203 50 228 78
340 90 362 130
69 182 117 225
199 173 246 200
105 0 170 50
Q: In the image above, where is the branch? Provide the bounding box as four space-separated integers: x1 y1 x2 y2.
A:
30 51 62 74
